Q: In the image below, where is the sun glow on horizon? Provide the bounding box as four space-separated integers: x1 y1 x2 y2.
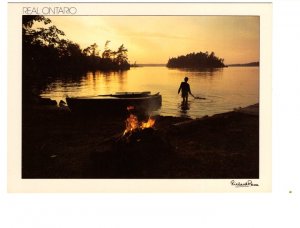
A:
47 16 259 65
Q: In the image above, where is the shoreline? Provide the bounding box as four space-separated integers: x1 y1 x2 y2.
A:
22 103 259 178
27 98 259 119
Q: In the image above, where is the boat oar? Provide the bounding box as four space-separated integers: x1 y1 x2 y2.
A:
98 94 114 97
194 96 206 100
98 94 125 98
191 94 206 100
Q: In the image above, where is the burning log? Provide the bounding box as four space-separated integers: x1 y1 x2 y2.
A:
89 107 173 178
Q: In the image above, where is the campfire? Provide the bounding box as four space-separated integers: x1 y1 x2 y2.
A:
124 115 156 135
123 106 156 138
90 106 173 178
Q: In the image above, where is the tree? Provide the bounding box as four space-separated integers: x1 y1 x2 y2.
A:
83 43 99 57
115 44 128 65
102 40 112 59
23 15 51 29
23 15 65 47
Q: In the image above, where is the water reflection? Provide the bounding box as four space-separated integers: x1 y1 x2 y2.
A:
178 101 191 118
40 66 259 118
177 67 223 76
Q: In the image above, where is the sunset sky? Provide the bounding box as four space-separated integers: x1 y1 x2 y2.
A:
47 16 259 65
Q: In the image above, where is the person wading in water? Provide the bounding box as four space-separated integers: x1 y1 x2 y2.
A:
178 76 194 105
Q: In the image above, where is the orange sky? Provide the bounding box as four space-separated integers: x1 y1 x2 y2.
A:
47 16 259 64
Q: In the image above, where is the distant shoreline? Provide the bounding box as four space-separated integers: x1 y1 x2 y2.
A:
131 62 259 68
131 64 166 67
227 61 259 67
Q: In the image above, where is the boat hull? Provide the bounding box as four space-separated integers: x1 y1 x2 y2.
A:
66 94 162 115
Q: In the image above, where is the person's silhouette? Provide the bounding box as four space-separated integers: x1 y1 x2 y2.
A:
178 77 194 105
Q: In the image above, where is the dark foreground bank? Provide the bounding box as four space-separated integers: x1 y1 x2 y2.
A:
22 103 259 179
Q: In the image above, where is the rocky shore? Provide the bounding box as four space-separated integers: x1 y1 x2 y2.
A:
22 102 259 179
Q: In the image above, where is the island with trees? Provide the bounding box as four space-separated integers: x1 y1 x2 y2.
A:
166 51 225 69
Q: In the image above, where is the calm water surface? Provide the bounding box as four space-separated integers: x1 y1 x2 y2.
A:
40 66 259 118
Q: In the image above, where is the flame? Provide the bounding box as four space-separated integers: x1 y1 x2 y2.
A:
124 114 139 135
123 107 156 135
141 117 156 129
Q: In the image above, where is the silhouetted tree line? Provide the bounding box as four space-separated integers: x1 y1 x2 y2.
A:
166 51 225 68
22 15 130 77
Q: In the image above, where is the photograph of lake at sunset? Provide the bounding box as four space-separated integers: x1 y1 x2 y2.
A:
22 14 261 179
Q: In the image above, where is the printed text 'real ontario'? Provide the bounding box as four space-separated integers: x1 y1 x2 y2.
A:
23 7 77 15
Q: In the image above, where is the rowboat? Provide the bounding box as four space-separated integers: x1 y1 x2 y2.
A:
66 91 162 114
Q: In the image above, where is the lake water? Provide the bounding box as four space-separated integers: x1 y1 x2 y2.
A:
40 66 259 118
